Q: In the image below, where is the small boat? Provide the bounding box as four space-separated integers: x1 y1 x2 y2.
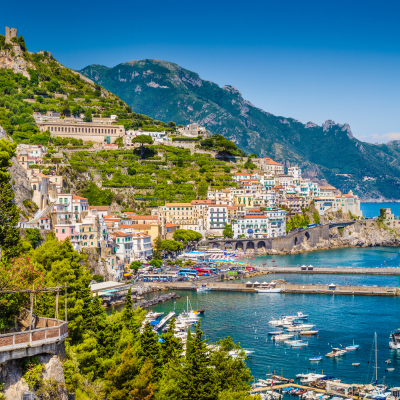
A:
291 341 308 347
387 368 394 371
300 331 318 336
272 260 276 262
197 285 211 292
352 363 360 366
196 309 205 314
269 331 284 335
385 359 391 364
257 287 282 293
273 334 294 341
309 356 323 361
285 312 309 320
346 340 360 350
326 348 346 357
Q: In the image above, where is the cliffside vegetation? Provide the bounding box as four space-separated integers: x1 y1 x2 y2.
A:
80 59 400 200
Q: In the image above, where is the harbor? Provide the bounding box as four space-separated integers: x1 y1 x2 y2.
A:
145 281 400 296
262 266 400 275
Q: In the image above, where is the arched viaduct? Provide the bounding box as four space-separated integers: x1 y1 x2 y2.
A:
207 221 357 253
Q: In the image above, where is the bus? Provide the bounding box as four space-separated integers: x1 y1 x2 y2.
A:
307 224 316 228
143 274 174 282
195 267 217 275
178 269 198 276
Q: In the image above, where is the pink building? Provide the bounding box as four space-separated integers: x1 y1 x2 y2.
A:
54 224 80 250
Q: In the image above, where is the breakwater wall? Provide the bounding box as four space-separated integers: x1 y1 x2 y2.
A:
263 266 400 275
145 282 400 296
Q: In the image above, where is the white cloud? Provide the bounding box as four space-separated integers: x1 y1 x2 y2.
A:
366 132 400 144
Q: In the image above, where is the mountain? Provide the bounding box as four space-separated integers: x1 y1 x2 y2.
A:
79 59 400 201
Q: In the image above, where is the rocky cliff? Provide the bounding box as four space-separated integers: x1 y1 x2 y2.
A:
289 223 400 255
0 355 67 400
0 131 33 216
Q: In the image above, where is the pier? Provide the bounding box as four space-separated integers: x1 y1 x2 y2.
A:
263 266 400 275
145 281 400 296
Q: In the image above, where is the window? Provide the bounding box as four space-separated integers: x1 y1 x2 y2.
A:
62 229 65 234
56 229 58 233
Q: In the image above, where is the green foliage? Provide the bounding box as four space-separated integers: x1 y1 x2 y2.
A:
80 182 114 206
172 229 202 245
286 213 311 233
0 139 22 259
149 259 162 268
130 260 142 271
25 228 42 248
158 239 184 255
114 136 123 148
223 224 233 238
312 211 320 225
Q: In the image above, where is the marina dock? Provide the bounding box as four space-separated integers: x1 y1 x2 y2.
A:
262 266 400 275
146 282 399 296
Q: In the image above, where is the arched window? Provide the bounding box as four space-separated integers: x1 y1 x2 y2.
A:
32 184 37 190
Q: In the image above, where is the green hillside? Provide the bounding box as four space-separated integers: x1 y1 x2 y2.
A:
80 60 400 200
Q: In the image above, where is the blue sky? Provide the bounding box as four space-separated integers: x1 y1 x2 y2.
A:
2 0 400 143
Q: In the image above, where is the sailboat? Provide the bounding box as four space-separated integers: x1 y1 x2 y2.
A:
346 340 360 350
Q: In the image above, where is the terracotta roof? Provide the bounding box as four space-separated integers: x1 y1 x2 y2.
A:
191 200 213 204
72 195 88 200
123 212 136 215
165 203 192 207
34 173 48 178
265 158 283 166
166 223 178 227
227 206 238 210
118 224 133 229
128 215 158 220
111 231 131 237
243 215 268 219
89 206 110 211
133 224 153 230
272 186 285 190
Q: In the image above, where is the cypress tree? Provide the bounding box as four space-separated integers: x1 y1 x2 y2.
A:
0 139 22 260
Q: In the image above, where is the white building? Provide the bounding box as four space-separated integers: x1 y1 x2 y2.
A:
233 209 286 239
206 204 228 235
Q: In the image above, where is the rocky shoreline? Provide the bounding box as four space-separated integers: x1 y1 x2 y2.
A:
254 224 400 256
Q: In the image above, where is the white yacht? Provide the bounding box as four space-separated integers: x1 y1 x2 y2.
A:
273 334 294 341
389 330 400 349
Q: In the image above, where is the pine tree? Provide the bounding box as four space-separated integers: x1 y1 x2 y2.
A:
140 321 163 381
0 139 22 260
161 317 183 364
182 320 218 400
90 293 108 349
105 344 155 400
122 287 134 327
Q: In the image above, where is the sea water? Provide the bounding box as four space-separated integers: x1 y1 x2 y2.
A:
128 247 400 387
361 202 400 218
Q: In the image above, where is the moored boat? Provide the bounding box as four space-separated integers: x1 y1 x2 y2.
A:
309 356 323 361
326 348 346 357
300 330 319 335
257 287 282 293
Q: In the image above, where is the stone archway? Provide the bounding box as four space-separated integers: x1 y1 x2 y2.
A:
246 241 255 251
294 237 298 246
235 242 244 251
224 242 233 250
305 232 310 241
212 242 220 249
257 241 266 249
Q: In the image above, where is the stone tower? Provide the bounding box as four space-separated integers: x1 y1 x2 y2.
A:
5 26 17 44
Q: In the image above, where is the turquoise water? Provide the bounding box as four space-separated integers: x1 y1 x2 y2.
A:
361 202 400 218
144 289 400 387
117 248 400 387
244 247 400 286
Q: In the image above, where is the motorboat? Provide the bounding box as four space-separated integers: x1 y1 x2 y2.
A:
291 341 308 347
228 349 255 359
389 329 400 349
286 324 315 332
273 334 294 341
284 312 309 320
144 311 164 321
257 287 282 293
309 356 323 361
326 348 346 357
284 339 304 345
197 285 211 292
300 373 326 384
300 330 319 336
269 331 284 335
